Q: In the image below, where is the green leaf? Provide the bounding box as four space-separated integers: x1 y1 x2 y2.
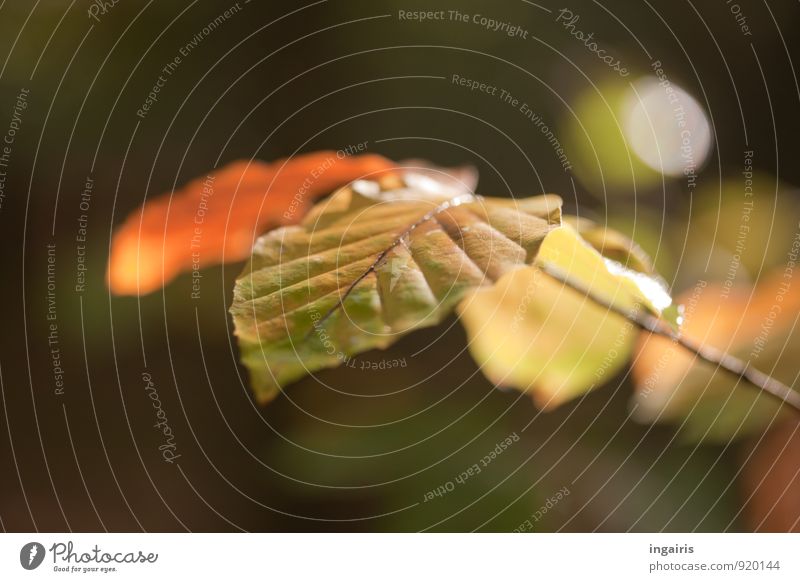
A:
230 174 562 403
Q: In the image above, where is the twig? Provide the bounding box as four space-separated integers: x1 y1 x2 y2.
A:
540 262 800 414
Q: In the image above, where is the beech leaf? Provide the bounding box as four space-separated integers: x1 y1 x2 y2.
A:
230 171 682 408
230 173 562 403
107 152 395 295
457 223 677 409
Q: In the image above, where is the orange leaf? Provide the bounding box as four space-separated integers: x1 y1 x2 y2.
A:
107 152 395 295
631 269 800 439
740 418 800 532
742 419 800 532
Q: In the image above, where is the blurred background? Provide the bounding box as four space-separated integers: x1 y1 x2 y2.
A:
1 0 799 532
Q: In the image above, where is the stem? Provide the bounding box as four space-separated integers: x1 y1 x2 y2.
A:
540 263 800 414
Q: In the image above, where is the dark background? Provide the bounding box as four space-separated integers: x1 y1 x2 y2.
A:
0 0 798 531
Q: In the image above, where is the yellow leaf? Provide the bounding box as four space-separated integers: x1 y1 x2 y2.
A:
458 224 675 409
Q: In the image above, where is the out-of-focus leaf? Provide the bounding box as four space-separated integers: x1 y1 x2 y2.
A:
631 271 799 442
682 175 800 287
740 418 800 532
107 152 395 295
561 80 660 194
231 174 562 403
457 224 677 409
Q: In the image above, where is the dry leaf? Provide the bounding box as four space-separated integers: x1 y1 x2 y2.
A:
740 418 800 532
230 173 562 403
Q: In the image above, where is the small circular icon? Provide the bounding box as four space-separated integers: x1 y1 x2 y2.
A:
20 542 45 570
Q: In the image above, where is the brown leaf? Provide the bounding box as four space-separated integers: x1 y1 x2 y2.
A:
230 174 561 403
107 151 395 295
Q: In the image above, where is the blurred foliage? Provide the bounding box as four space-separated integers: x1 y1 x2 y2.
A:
1 0 799 532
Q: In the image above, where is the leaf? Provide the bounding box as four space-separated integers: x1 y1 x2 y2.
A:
230 172 679 408
107 151 395 295
565 215 655 274
230 173 562 403
457 223 677 409
740 418 800 532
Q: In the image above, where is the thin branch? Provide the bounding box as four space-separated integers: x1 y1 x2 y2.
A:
540 262 800 414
